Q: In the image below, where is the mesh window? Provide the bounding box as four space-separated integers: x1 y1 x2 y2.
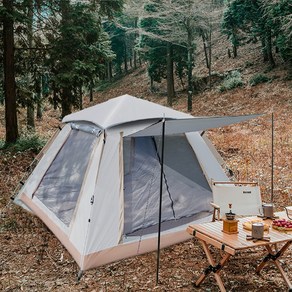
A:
123 135 212 235
34 128 97 226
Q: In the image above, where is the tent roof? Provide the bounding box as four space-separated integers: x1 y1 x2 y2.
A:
62 94 191 129
128 114 262 137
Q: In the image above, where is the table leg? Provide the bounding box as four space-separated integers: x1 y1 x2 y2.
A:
195 240 231 292
256 241 292 289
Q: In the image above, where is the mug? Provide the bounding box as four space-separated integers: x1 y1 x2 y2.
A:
262 203 274 218
252 223 264 239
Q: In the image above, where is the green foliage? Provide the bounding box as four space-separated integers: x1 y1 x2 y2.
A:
222 0 292 72
173 45 188 86
1 133 46 153
222 0 275 65
45 0 123 114
95 80 114 92
249 74 270 86
137 2 191 87
263 0 292 67
219 71 243 92
104 13 137 75
137 3 167 84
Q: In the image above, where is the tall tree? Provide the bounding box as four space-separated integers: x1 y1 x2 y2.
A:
222 0 276 67
49 0 123 117
150 0 207 111
2 0 18 143
26 0 35 130
262 0 292 74
166 42 175 106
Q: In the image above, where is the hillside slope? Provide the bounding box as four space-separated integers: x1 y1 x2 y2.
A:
0 38 291 291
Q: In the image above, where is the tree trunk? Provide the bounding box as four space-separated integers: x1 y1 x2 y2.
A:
60 0 72 117
150 77 154 92
266 29 275 67
288 59 292 79
37 101 42 120
107 61 113 80
89 79 93 102
228 48 231 58
26 0 35 130
129 56 133 68
187 46 193 112
124 39 128 73
261 36 268 62
61 88 72 118
36 3 43 121
53 85 58 110
79 86 83 110
134 49 137 69
232 44 237 58
208 28 212 89
187 24 194 112
166 42 175 106
27 104 35 131
3 0 18 143
202 34 209 69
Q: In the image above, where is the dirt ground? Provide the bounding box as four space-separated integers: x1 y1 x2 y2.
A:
0 37 291 291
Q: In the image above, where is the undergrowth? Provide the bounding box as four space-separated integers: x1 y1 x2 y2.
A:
219 70 243 92
249 73 271 86
0 132 46 153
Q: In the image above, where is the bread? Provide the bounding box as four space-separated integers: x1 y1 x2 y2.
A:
242 219 270 231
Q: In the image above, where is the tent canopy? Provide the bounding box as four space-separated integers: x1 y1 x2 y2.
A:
129 114 262 137
62 94 191 129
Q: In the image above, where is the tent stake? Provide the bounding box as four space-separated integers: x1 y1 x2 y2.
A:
156 118 165 285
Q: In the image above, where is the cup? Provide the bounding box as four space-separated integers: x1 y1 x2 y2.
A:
262 203 274 218
252 223 264 239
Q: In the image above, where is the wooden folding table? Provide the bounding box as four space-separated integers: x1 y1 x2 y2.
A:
187 216 292 291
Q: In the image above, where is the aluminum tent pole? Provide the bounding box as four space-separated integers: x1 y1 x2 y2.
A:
156 118 165 285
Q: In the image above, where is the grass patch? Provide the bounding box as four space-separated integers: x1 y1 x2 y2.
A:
219 70 243 92
95 74 125 92
0 132 46 153
95 81 114 92
249 74 271 86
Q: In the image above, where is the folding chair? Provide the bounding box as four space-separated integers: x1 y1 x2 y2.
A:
211 181 262 221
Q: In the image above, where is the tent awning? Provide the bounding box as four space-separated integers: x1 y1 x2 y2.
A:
128 114 262 137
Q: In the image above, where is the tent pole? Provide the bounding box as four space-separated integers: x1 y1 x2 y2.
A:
271 112 274 202
156 118 165 285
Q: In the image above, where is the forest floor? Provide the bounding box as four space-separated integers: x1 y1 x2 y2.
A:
0 36 292 291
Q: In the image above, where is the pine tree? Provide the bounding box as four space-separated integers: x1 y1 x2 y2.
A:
2 0 18 143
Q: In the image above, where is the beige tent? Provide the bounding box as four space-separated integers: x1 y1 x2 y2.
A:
15 94 261 271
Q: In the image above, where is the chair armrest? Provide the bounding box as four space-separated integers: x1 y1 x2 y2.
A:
210 202 221 221
210 202 220 210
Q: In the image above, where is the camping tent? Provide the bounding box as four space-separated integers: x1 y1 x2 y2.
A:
15 94 260 271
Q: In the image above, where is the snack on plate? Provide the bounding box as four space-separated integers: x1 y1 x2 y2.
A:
272 219 292 231
242 219 270 231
